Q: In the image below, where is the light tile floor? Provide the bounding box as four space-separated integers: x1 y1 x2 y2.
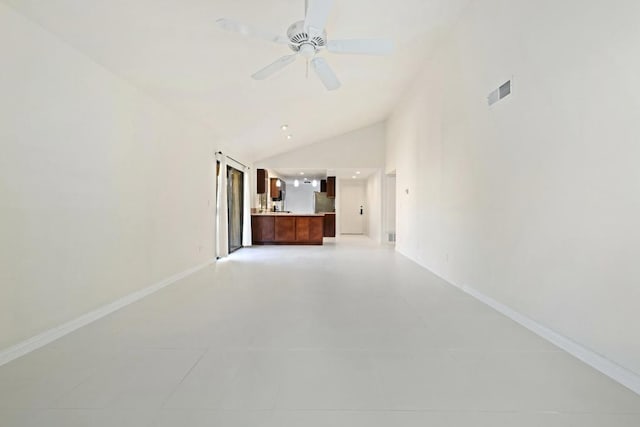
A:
1 237 639 426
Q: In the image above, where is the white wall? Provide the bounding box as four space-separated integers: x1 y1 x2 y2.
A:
0 4 219 350
256 122 386 169
387 0 640 375
366 173 383 243
383 174 397 243
256 123 386 238
283 181 316 214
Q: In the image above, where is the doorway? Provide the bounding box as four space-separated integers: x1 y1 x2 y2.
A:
227 166 244 253
384 173 396 244
340 180 366 234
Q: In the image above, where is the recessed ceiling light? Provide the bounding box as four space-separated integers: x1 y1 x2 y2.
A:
356 171 361 175
281 124 288 131
287 134 293 140
352 176 357 179
299 172 304 175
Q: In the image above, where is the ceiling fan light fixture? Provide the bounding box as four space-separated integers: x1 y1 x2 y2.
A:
299 43 316 59
216 0 393 91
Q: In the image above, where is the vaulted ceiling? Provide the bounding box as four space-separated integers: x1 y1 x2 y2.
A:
4 0 469 161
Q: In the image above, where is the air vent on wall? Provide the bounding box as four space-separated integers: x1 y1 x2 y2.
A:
488 80 511 106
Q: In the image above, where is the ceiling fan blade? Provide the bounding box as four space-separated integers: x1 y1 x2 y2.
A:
216 18 288 44
311 57 341 91
304 0 333 38
251 54 298 80
327 39 394 55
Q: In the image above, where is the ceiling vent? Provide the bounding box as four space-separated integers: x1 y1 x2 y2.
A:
488 80 511 106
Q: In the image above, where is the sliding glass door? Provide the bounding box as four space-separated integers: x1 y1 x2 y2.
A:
227 166 244 253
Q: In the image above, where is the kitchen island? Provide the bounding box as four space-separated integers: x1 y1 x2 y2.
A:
251 213 325 245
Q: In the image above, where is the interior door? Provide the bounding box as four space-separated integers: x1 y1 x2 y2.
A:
340 181 366 234
227 166 244 253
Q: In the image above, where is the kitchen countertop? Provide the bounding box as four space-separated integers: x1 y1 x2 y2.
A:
251 212 325 217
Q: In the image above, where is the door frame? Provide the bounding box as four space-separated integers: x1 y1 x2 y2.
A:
226 165 244 253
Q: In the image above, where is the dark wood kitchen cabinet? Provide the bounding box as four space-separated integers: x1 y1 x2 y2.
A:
274 216 296 242
270 178 285 200
320 179 327 192
296 216 324 242
256 169 268 194
326 176 336 198
251 215 275 242
323 213 336 237
252 214 324 245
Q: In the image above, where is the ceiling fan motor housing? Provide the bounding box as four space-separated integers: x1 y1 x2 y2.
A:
287 20 326 55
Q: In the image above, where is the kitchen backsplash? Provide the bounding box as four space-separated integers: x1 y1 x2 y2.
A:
314 192 335 213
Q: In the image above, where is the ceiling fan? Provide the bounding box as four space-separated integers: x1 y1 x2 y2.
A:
216 0 393 91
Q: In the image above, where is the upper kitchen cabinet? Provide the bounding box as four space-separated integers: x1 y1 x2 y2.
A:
256 169 268 194
270 177 285 200
326 176 336 198
320 179 327 192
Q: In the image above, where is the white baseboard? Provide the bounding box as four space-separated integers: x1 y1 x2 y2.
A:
459 284 640 395
0 259 215 367
395 248 640 396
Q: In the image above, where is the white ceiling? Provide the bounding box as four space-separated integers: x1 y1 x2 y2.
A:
273 167 376 180
273 168 328 181
4 0 469 161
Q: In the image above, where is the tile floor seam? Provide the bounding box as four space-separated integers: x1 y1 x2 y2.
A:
1 237 639 424
366 349 393 411
157 348 209 410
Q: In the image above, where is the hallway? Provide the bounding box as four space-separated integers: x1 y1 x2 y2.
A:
1 237 639 426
